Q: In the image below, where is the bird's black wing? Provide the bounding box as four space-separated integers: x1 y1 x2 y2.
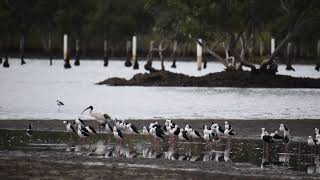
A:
155 129 164 139
88 126 97 134
117 129 124 139
183 131 190 141
194 130 201 138
81 127 89 133
263 135 274 143
60 102 64 105
81 130 90 137
174 127 180 135
28 124 32 129
104 114 111 120
218 126 225 133
107 124 113 132
78 118 85 126
70 125 77 134
131 125 139 134
272 134 283 139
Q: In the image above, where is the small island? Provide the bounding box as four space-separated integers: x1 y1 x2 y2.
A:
97 70 320 88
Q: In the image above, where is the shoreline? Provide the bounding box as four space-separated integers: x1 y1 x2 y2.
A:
0 118 319 140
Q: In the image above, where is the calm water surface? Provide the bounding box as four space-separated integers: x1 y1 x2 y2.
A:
0 59 319 120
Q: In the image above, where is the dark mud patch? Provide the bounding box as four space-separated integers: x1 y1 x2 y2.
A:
97 70 320 88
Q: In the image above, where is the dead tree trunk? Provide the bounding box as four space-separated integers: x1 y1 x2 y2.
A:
285 42 295 71
20 35 26 65
103 40 109 67
260 33 292 72
159 40 168 70
124 40 132 67
170 40 178 68
74 39 80 66
315 40 320 71
144 41 155 72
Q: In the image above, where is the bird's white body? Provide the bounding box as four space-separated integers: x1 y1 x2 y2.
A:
308 136 316 146
178 129 189 141
113 127 123 140
77 125 88 138
142 126 149 135
203 132 211 141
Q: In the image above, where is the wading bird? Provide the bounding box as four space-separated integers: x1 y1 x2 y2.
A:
26 124 32 137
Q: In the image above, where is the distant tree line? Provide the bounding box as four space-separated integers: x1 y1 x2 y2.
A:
0 0 320 70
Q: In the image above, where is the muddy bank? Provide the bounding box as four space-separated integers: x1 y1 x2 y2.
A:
97 70 320 88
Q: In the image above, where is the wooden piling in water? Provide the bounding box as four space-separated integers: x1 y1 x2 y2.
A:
20 36 26 65
196 39 202 71
132 36 139 69
74 39 80 66
260 41 264 57
170 40 177 68
271 38 275 54
316 40 320 71
103 40 109 67
63 34 71 69
286 42 295 71
48 37 52 66
3 40 9 68
125 40 132 67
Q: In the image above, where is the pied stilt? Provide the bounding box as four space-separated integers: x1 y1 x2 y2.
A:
26 123 32 138
149 126 164 148
63 120 76 142
57 100 64 111
280 124 290 152
77 124 90 144
178 129 190 149
308 136 318 155
142 126 150 135
126 123 139 134
261 128 274 162
113 126 124 144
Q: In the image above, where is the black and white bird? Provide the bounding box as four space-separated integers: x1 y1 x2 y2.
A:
270 131 283 140
224 128 236 136
63 120 76 134
57 100 64 107
81 106 111 125
75 117 85 127
77 125 90 138
279 124 290 144
142 126 150 135
26 123 32 137
85 125 97 134
224 121 232 131
261 128 274 143
101 122 113 133
308 136 318 146
126 123 139 134
113 126 124 142
211 123 225 135
178 129 190 142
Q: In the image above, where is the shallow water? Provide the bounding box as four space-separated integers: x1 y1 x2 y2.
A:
0 129 320 178
0 59 320 120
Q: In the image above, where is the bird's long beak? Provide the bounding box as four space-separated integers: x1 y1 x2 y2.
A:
81 107 91 115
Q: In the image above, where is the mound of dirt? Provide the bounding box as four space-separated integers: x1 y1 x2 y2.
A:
97 70 320 88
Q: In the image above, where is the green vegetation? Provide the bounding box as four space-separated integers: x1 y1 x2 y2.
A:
0 0 319 69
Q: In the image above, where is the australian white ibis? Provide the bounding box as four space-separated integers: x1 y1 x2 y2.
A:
82 105 112 134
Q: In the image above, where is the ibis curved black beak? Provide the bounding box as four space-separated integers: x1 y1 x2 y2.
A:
81 106 93 115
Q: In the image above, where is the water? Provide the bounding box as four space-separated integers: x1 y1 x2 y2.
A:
0 129 319 178
0 59 320 120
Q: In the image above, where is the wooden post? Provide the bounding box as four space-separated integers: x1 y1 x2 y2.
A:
286 42 295 71
48 37 52 66
144 40 154 71
197 38 202 70
171 40 177 68
0 41 2 64
132 35 139 69
259 41 264 57
124 40 132 67
63 34 71 69
315 40 320 71
3 40 9 68
271 38 275 54
20 36 26 65
74 39 80 66
103 40 108 67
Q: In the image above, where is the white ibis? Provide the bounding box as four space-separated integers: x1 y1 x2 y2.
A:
26 124 32 137
81 106 111 124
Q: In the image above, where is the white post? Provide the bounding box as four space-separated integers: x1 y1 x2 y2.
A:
317 40 320 57
271 38 275 54
63 34 68 60
132 36 137 62
196 38 202 70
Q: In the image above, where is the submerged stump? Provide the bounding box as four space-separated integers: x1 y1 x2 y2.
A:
3 54 9 68
124 41 132 67
74 40 80 66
